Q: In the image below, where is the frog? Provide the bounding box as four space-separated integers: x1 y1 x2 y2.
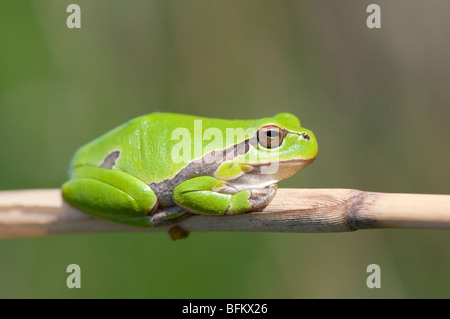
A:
62 112 318 231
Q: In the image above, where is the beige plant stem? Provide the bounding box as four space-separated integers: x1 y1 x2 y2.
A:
0 188 449 239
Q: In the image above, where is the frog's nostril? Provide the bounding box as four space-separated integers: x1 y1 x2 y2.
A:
302 133 310 141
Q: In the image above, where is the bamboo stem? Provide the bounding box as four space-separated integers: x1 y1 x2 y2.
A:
0 188 449 238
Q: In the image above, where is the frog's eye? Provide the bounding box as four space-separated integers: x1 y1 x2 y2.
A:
257 125 284 149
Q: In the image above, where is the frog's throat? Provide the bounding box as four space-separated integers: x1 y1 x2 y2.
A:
265 157 316 181
228 158 316 191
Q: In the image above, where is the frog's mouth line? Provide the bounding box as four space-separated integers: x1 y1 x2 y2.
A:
250 157 316 168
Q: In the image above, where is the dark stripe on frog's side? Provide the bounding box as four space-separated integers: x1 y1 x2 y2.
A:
99 150 121 169
149 139 251 207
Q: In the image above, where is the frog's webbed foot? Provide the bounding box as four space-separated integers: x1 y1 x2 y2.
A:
150 207 194 227
246 184 278 212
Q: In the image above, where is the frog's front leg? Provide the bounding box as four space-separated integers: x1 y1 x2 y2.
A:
172 176 277 215
62 166 158 227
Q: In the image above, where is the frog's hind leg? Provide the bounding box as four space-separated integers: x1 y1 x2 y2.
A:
62 166 158 227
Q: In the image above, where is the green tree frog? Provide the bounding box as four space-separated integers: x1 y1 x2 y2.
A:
62 113 318 229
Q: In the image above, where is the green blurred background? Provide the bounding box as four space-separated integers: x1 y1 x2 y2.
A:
0 0 449 298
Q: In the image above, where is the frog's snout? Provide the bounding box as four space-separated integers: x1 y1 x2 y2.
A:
297 129 318 159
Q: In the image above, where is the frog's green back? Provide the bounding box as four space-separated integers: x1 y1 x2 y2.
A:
69 113 256 183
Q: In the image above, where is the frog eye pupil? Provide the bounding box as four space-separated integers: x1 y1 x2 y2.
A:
258 126 284 149
265 130 278 138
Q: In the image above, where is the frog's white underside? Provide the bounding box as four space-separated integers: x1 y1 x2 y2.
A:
230 158 314 191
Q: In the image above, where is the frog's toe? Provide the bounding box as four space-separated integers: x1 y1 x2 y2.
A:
247 184 278 211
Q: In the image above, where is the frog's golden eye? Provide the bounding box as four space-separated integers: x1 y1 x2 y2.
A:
257 125 284 149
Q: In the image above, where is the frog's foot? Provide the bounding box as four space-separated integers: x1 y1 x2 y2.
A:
149 207 194 227
62 166 158 228
246 184 278 211
172 176 278 215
